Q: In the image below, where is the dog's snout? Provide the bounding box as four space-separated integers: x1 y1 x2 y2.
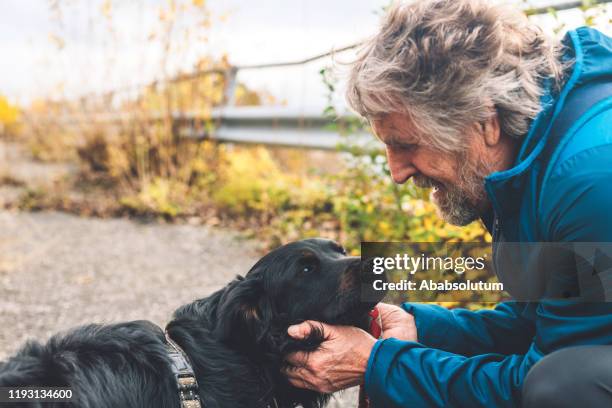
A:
338 257 361 292
360 257 386 284
361 257 375 274
339 257 386 290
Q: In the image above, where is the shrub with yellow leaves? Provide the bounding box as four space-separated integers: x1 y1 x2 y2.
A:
0 95 20 137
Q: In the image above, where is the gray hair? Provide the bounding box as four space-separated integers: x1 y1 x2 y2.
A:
346 0 567 152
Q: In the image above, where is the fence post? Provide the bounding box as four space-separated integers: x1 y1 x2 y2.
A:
223 67 238 106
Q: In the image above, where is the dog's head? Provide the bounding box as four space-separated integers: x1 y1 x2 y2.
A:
211 238 385 406
214 238 385 346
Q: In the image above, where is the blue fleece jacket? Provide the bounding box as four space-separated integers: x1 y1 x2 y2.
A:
364 27 612 407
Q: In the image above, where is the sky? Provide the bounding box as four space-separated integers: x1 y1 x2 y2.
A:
0 0 609 109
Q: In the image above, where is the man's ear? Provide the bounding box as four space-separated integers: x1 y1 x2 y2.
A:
214 276 267 343
481 113 501 147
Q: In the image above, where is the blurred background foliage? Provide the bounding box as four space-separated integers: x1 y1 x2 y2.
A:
1 1 609 308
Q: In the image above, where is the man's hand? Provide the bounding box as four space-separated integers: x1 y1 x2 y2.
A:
284 304 417 393
284 322 376 393
377 302 418 342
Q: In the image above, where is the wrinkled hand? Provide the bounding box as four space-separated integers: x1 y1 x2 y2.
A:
284 322 376 393
377 302 418 342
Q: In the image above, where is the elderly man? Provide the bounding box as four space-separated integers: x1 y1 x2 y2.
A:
285 0 612 407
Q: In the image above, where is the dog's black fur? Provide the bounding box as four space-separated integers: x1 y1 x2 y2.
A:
0 238 385 407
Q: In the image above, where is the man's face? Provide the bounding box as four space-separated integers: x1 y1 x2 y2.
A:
371 112 494 226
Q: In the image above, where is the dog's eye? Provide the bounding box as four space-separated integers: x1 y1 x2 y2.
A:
298 252 319 274
302 264 315 274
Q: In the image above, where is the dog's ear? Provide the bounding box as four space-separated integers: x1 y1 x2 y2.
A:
214 275 271 345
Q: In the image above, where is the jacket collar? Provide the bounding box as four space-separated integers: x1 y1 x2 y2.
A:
482 27 603 221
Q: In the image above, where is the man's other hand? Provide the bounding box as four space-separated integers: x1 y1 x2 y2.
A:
377 302 418 342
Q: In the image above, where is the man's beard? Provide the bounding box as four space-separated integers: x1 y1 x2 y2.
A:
413 153 489 226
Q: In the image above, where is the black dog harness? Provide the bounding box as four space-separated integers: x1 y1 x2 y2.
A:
165 331 202 408
164 331 280 408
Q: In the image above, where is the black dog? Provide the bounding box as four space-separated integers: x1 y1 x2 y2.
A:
0 238 385 407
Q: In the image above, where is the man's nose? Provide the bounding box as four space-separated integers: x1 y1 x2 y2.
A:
386 147 417 184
